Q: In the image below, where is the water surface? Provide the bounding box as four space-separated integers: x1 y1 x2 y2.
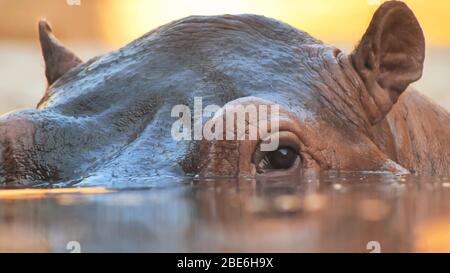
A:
0 172 449 252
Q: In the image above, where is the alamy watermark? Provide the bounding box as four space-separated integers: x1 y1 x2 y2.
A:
66 0 81 6
66 241 81 253
171 97 280 151
367 241 381 253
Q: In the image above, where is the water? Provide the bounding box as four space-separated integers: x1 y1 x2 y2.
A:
0 172 449 252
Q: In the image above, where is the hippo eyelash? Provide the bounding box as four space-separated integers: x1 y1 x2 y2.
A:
253 130 304 171
253 145 302 174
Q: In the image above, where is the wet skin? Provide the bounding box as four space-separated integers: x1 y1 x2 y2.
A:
0 1 449 187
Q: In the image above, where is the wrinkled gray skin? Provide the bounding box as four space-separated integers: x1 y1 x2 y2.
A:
0 1 449 187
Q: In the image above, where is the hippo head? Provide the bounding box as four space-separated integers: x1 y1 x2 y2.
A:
0 2 428 187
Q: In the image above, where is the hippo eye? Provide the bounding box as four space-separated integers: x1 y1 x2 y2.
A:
266 147 298 169
256 146 301 172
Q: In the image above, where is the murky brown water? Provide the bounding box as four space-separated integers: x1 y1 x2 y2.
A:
0 172 449 252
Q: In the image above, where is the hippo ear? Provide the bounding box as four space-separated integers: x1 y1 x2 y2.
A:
351 1 425 124
39 20 83 86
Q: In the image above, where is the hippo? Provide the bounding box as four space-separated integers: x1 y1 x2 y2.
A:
0 1 449 187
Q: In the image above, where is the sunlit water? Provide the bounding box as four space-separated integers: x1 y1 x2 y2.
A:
0 172 449 252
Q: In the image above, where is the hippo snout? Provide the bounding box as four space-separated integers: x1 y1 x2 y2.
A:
0 111 38 184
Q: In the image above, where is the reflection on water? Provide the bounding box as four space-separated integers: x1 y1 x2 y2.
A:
0 188 112 200
0 172 449 252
